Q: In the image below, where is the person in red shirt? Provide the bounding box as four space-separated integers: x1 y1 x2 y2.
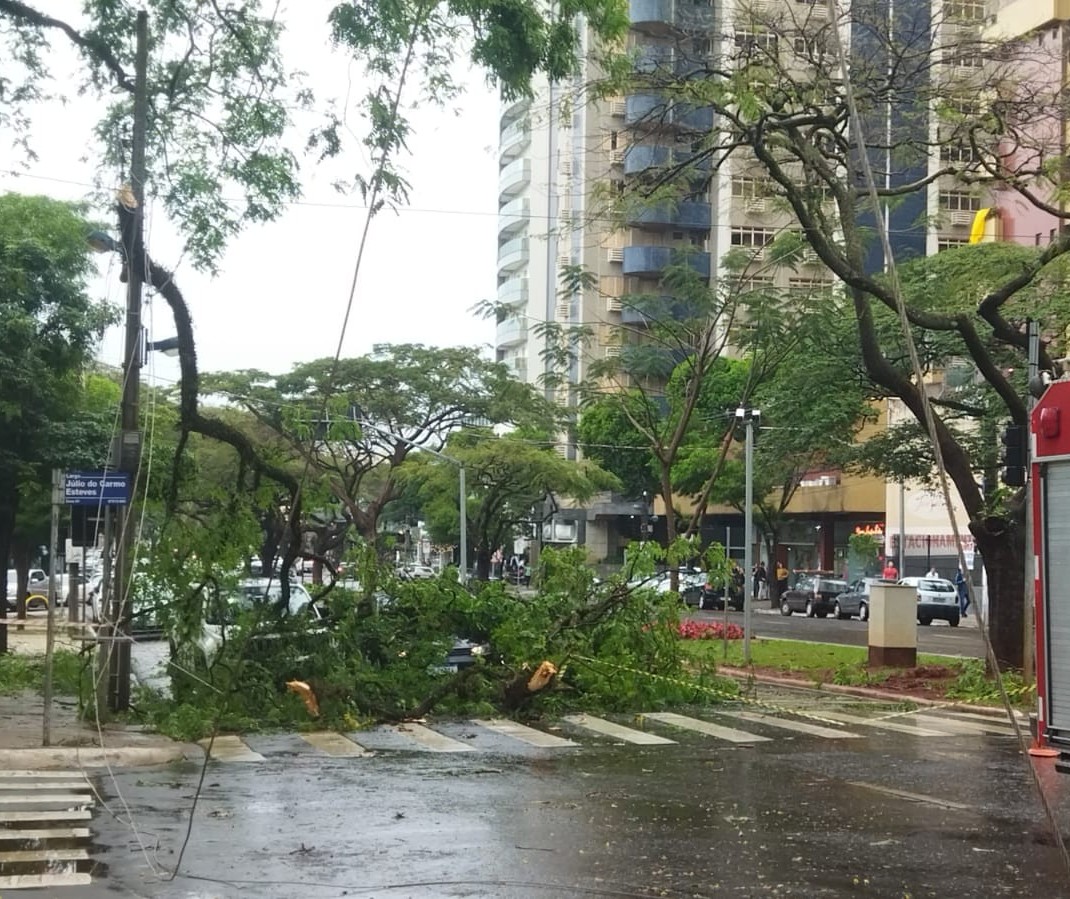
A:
882 559 899 580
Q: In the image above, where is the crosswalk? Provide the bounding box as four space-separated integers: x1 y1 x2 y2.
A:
0 770 96 891
195 707 1025 764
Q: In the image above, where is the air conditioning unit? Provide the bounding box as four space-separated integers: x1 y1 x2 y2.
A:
808 1 827 18
801 249 820 265
609 149 624 166
606 296 623 312
561 160 573 176
610 100 626 117
607 247 624 263
556 302 571 320
745 197 768 213
604 344 622 358
558 254 572 269
949 209 975 226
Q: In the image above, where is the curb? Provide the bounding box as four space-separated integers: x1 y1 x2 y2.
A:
717 666 1021 718
0 743 202 770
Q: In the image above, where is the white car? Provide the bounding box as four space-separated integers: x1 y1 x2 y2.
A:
196 579 319 663
898 576 960 627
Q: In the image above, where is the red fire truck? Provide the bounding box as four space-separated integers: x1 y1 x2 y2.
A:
1030 379 1070 765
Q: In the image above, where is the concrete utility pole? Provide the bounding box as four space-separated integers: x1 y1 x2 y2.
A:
1024 319 1039 684
736 407 760 665
110 10 149 712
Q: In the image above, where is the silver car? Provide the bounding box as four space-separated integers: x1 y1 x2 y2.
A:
898 576 960 627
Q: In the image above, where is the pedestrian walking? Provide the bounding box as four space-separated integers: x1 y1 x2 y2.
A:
882 558 899 580
955 567 970 617
753 562 768 601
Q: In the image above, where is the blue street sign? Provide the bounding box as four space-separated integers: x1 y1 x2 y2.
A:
64 471 131 506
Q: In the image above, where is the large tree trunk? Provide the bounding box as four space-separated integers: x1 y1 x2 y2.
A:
973 508 1025 670
10 540 30 620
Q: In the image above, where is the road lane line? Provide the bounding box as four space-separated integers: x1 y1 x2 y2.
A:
563 714 677 745
388 723 475 752
719 710 862 739
0 810 91 823
818 711 950 737
846 781 972 811
200 735 265 762
0 771 86 779
300 732 372 757
940 710 1025 728
0 781 89 791
642 712 770 744
472 719 577 748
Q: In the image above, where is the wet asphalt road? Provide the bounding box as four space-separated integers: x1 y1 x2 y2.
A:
689 606 986 658
55 690 1070 899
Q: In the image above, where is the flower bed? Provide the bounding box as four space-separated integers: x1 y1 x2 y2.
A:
677 620 745 641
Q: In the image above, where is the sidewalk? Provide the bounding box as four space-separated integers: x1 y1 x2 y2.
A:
0 622 199 769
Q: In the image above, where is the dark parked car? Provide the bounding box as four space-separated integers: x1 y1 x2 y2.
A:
832 579 876 621
779 574 848 618
699 570 744 611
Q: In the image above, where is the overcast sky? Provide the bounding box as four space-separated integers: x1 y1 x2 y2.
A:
0 2 502 387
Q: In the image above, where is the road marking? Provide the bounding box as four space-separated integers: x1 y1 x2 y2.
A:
0 781 89 791
0 771 87 779
846 781 972 811
300 732 371 757
0 848 90 863
941 710 1026 728
200 735 265 762
642 712 771 744
915 714 1014 736
472 719 577 748
563 714 677 745
0 794 93 808
388 723 475 753
719 710 862 739
0 873 92 889
0 827 91 840
818 711 950 737
0 810 91 823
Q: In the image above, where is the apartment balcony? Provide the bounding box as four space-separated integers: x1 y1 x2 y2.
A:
629 0 676 34
499 158 531 198
496 315 527 349
497 275 529 306
500 95 531 128
622 245 711 279
497 237 529 274
628 199 711 230
498 196 530 235
500 118 530 162
634 46 707 77
625 94 712 132
623 144 712 176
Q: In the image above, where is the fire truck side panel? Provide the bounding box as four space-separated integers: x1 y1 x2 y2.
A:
1043 462 1070 744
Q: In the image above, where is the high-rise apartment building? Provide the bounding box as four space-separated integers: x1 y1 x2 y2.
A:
495 0 993 568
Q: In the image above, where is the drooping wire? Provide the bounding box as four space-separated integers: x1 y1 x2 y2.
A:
825 0 1070 878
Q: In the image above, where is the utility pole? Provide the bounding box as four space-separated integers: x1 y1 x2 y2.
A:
1024 319 1039 684
110 10 149 712
737 407 760 665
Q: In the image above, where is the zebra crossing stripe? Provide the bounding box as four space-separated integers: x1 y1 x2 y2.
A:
0 810 91 824
642 712 771 744
818 711 950 737
0 794 93 808
0 873 92 889
563 715 676 745
0 771 85 779
0 781 89 791
941 710 1026 728
718 710 862 740
299 732 371 757
471 719 577 748
201 735 265 762
0 828 91 840
0 849 89 863
388 723 475 752
914 714 1014 736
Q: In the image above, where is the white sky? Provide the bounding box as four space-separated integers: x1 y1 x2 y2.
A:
0 1 501 386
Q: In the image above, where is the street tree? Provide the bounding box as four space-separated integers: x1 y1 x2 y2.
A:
597 0 1070 666
205 345 553 563
399 429 620 580
0 193 115 649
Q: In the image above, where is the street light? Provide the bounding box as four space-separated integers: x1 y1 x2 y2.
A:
735 406 760 664
347 406 468 584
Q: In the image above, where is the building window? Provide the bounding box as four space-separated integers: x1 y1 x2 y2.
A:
940 143 978 164
692 37 711 56
937 238 969 252
731 227 776 249
610 131 618 150
939 191 982 211
944 1 985 22
944 51 984 69
731 176 773 199
734 31 778 59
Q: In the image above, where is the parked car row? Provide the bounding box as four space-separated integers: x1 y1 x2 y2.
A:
776 574 961 626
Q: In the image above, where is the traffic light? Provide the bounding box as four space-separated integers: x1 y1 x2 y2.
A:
1001 423 1027 487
